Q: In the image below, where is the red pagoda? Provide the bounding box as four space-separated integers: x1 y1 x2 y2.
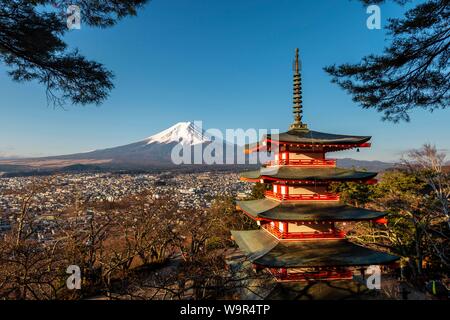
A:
231 49 398 283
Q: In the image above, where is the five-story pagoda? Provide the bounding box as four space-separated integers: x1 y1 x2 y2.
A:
231 49 398 283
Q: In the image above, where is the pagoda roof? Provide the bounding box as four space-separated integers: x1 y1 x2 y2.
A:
237 198 386 221
231 230 399 268
245 130 371 153
240 166 377 182
277 130 371 145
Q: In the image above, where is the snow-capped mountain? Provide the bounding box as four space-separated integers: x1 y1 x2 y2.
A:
41 121 239 167
144 122 210 145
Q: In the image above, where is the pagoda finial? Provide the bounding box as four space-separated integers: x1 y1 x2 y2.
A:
289 48 308 131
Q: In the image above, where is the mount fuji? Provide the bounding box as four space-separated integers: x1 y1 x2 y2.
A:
144 122 210 146
0 122 248 172
50 121 228 165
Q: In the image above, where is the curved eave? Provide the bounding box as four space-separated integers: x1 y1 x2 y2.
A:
277 130 371 145
240 177 260 182
254 240 400 268
244 130 372 154
240 167 378 182
232 230 399 268
237 198 386 222
259 174 377 182
244 142 371 154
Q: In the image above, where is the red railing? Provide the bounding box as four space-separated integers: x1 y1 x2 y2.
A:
265 191 340 201
267 159 336 167
270 268 353 281
264 225 345 240
282 231 345 240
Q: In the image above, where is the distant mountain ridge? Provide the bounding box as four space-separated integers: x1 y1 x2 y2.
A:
336 158 395 171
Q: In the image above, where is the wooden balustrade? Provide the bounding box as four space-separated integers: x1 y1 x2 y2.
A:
263 224 345 240
265 191 340 201
270 268 353 281
267 159 336 167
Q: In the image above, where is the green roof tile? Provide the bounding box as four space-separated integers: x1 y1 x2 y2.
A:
245 130 371 151
237 198 386 221
232 230 399 268
240 166 377 181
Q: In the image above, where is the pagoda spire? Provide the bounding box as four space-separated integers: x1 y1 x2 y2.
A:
289 48 308 131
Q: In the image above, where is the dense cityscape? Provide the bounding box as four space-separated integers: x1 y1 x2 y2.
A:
0 172 252 240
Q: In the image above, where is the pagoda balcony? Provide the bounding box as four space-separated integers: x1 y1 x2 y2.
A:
263 224 346 240
265 191 340 201
266 159 336 167
268 268 353 281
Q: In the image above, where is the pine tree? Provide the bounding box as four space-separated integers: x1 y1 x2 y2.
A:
0 0 150 107
325 0 449 122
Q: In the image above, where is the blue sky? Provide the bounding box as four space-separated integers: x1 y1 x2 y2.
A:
1 0 448 162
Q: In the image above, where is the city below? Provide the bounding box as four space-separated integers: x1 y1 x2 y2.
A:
0 171 252 239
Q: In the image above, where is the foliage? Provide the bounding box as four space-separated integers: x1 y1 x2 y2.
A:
249 182 267 200
0 0 150 107
325 0 449 122
338 145 449 287
0 188 263 299
329 181 375 207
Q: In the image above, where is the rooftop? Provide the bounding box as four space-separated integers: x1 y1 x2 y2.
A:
237 198 386 221
231 229 399 268
240 166 377 182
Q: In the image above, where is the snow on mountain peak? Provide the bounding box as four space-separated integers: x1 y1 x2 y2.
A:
145 122 210 145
